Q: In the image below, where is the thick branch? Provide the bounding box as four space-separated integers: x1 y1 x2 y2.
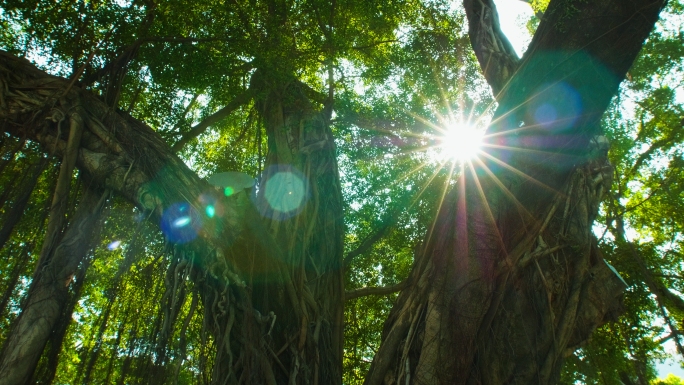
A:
0 50 246 247
625 239 684 313
612 211 684 314
171 88 254 152
486 0 668 207
628 136 678 177
463 0 520 97
345 281 407 301
343 211 401 267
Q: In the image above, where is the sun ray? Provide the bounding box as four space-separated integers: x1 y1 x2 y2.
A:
388 158 435 188
480 142 575 158
465 160 509 259
423 160 459 252
471 156 534 222
405 158 454 210
477 150 560 195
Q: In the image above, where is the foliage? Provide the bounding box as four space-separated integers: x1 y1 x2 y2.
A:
653 374 684 385
0 0 682 383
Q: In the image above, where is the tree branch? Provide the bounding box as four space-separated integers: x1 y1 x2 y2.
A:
462 0 520 98
0 50 246 243
626 240 684 314
344 226 391 268
613 214 684 314
627 136 678 178
345 280 407 301
343 210 402 267
171 88 254 152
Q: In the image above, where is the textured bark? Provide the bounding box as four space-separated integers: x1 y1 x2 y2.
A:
463 0 520 98
0 49 344 384
33 110 83 276
0 157 47 251
0 186 105 385
33 257 91 385
0 51 284 384
207 69 345 385
367 0 666 384
0 51 244 238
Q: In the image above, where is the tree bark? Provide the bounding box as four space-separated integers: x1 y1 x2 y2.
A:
366 0 666 384
0 50 245 239
0 50 345 384
463 0 519 98
0 185 106 385
0 157 48 251
205 69 345 385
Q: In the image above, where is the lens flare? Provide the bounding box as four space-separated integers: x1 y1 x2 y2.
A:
173 216 191 228
527 82 582 131
107 240 122 250
257 166 309 220
161 203 201 244
265 171 306 214
205 205 215 218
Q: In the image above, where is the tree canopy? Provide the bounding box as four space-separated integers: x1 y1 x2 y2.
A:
0 0 682 384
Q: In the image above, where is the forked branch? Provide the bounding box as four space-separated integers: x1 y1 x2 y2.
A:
462 0 520 97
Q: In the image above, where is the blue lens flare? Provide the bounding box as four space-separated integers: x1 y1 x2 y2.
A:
528 82 582 131
161 203 202 244
107 240 122 250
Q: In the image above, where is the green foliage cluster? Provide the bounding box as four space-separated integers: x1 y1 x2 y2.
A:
0 0 682 383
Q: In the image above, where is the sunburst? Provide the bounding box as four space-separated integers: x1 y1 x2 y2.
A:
435 120 485 162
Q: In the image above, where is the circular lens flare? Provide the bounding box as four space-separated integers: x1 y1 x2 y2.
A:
107 240 122 251
436 122 484 162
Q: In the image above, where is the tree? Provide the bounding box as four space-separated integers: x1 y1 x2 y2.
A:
0 0 680 384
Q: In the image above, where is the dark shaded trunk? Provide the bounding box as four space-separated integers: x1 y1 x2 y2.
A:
0 157 48 251
0 201 51 323
365 0 666 384
33 257 91 385
1 49 344 384
0 185 106 385
252 70 344 385
202 69 345 385
0 247 31 319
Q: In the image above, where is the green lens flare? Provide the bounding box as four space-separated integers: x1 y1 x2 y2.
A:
205 205 215 218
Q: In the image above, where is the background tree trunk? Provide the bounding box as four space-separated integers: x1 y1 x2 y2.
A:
0 185 106 385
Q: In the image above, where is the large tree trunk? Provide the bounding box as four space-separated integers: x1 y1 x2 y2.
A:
365 0 667 384
203 69 344 385
254 71 344 385
0 51 344 384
